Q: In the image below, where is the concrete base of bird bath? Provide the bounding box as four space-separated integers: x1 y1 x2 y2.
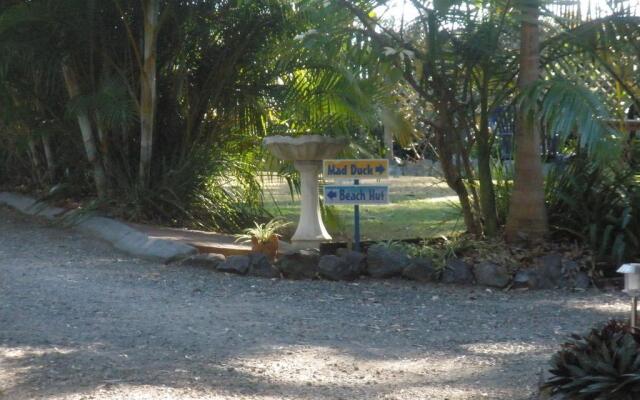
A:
290 160 331 250
263 135 348 250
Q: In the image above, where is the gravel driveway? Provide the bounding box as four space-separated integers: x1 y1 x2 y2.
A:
0 205 629 400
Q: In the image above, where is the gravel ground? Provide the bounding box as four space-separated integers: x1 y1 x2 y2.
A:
0 205 630 400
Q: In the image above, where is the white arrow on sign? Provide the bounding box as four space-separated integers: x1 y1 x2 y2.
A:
324 185 390 205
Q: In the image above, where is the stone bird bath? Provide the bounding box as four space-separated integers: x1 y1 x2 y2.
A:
263 135 348 250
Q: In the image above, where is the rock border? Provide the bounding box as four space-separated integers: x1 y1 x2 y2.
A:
0 192 197 263
180 242 591 291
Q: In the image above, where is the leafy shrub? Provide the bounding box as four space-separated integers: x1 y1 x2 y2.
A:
235 218 290 244
543 320 640 399
546 155 640 271
402 236 477 272
108 147 270 233
491 158 513 226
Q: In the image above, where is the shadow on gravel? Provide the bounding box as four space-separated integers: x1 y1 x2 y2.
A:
0 278 625 400
0 337 552 399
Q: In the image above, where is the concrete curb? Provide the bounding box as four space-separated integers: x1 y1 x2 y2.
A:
0 191 197 263
0 192 67 219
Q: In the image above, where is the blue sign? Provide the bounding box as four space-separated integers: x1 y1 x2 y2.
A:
324 185 390 205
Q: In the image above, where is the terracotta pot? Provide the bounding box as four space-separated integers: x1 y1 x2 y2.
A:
251 235 279 262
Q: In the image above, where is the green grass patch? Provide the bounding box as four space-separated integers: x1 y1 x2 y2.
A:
263 176 463 241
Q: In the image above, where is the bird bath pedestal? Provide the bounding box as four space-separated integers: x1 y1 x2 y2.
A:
263 135 348 250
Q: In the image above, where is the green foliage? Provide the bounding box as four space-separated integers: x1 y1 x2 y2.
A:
542 13 640 112
406 244 448 272
235 218 290 244
543 320 640 399
546 156 640 269
276 2 416 146
110 150 270 232
1 0 640 242
66 75 135 130
0 0 294 231
519 78 622 159
403 236 473 272
379 239 411 252
491 158 513 226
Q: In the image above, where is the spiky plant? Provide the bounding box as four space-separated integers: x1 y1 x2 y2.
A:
235 218 290 245
543 320 640 399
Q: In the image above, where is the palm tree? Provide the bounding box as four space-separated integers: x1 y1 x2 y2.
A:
139 0 159 189
504 0 640 240
0 0 115 199
62 61 109 199
505 0 548 240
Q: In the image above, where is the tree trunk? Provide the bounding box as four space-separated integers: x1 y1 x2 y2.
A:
505 0 548 241
477 74 498 237
95 113 112 188
62 62 108 199
384 124 394 164
27 137 43 184
139 0 159 188
42 135 56 182
435 110 481 236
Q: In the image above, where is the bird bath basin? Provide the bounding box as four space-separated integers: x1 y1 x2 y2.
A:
263 135 348 250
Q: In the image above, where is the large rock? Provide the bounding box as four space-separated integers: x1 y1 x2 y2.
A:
366 244 410 278
512 269 555 290
248 253 280 278
563 260 580 275
402 258 438 282
318 255 360 281
513 254 564 290
514 265 591 290
275 249 320 279
562 261 591 289
217 255 250 275
539 253 563 286
473 262 511 288
519 254 588 290
181 253 226 269
336 248 366 274
513 270 535 289
442 258 474 284
573 272 591 290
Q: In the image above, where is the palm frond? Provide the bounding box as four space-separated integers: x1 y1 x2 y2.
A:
520 77 623 161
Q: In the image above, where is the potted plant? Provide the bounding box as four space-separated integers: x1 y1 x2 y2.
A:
235 218 290 261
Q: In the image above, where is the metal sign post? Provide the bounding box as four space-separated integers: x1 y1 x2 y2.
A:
354 179 360 251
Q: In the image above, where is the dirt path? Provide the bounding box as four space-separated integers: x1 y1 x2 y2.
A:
0 206 629 400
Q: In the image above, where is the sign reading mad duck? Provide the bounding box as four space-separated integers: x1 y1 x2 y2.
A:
323 159 389 179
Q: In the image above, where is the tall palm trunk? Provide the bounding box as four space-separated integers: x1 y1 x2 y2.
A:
36 101 56 181
27 137 42 183
505 0 548 241
42 135 56 182
139 0 159 188
62 62 108 199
